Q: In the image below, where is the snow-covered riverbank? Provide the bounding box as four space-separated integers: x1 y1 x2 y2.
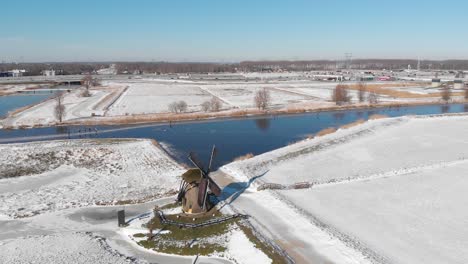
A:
0 139 185 218
220 114 468 264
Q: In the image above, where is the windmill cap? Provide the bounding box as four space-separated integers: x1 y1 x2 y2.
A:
182 168 203 183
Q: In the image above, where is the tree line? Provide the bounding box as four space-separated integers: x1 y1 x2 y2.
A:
5 59 468 76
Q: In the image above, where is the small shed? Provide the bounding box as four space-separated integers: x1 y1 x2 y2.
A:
432 78 441 88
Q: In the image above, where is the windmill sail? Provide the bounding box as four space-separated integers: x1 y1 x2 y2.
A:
207 176 221 196
198 178 208 208
189 152 206 175
207 145 217 173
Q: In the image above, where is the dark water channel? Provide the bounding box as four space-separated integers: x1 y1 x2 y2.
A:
1 103 467 168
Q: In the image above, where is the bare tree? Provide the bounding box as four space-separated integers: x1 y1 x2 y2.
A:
54 93 66 123
201 101 211 112
210 97 222 112
168 100 188 113
177 101 187 112
464 87 468 100
81 75 92 97
81 74 100 97
357 82 366 103
441 86 451 102
168 102 178 113
331 84 351 105
368 92 379 105
254 88 271 110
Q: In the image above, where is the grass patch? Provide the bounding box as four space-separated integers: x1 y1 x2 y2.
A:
369 114 388 120
234 153 254 161
138 211 289 262
147 211 235 241
138 240 226 256
315 127 337 137
340 119 365 129
239 223 288 264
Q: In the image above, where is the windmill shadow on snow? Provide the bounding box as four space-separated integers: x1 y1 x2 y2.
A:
217 170 269 209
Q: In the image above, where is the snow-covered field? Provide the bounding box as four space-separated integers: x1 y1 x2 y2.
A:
107 81 213 115
284 161 468 264
0 139 184 218
0 232 145 264
220 114 468 264
0 77 442 128
2 89 109 127
200 82 313 109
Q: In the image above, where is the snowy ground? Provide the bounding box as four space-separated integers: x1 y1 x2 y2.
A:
220 114 468 264
2 84 125 127
2 88 107 127
0 139 184 218
107 80 214 115
121 207 271 264
0 138 238 263
1 77 443 128
0 232 146 264
200 82 313 109
0 198 232 264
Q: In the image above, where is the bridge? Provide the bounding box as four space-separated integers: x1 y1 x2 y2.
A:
0 74 131 85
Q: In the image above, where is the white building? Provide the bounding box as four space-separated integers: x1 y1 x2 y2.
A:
42 70 55 77
10 69 26 77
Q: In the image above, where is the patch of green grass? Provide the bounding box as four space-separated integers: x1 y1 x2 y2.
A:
239 223 288 264
138 240 226 256
147 213 237 241
133 233 146 238
143 211 288 262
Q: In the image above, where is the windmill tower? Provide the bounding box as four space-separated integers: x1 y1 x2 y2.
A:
176 146 222 214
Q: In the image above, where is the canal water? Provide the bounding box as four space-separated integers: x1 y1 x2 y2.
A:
0 85 74 118
1 103 467 168
0 93 53 118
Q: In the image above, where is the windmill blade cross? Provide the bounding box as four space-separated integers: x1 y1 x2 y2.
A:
188 152 207 176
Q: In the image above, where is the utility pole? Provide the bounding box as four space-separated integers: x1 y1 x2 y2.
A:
345 53 353 70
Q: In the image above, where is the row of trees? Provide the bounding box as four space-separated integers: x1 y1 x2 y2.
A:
332 83 379 105
440 85 468 102
168 89 272 114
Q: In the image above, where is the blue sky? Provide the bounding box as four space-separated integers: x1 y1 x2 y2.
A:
2 0 467 62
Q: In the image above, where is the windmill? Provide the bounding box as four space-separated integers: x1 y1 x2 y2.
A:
176 145 222 214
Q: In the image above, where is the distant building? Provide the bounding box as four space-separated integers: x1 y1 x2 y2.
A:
42 70 55 77
97 64 117 75
454 80 465 89
0 69 25 77
432 78 441 88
